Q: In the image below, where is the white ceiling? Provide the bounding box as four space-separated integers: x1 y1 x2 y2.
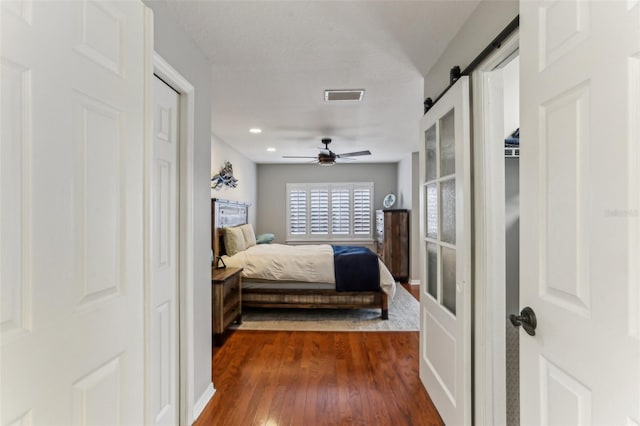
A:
166 0 481 164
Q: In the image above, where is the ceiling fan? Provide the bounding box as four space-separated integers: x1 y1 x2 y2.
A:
282 138 371 166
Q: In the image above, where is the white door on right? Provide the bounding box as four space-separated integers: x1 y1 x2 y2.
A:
519 1 640 425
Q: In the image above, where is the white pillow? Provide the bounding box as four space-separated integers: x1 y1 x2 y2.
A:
223 226 246 256
240 224 257 248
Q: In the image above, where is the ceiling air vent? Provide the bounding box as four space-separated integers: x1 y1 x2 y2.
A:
324 89 365 102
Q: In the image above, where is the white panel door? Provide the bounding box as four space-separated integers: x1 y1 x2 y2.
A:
419 76 472 426
519 1 640 424
150 75 179 425
1 1 148 424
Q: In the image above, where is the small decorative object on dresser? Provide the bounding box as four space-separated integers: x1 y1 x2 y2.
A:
211 266 242 346
382 193 396 209
375 209 409 282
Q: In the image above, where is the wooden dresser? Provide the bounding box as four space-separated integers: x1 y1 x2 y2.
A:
212 266 243 346
375 209 409 282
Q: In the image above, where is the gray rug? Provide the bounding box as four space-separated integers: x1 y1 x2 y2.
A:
231 284 419 332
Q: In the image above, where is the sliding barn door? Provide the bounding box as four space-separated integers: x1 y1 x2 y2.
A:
1 1 148 424
418 76 472 425
519 0 640 424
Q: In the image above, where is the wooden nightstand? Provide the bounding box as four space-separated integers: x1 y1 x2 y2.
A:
212 266 242 346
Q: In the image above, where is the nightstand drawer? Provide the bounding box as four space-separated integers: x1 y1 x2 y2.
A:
222 273 240 298
212 266 243 346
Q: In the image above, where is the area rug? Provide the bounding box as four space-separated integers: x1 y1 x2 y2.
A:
231 284 419 332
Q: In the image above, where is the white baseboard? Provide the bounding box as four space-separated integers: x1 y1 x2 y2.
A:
193 383 215 422
409 279 420 285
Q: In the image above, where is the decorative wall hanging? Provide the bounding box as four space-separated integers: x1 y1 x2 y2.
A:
211 161 239 190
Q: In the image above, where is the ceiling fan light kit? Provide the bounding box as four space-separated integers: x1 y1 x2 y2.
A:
283 137 371 166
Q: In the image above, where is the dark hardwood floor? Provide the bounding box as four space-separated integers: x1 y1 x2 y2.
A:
196 283 440 426
401 282 420 301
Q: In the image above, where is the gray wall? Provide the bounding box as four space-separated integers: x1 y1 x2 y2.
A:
396 153 421 283
423 0 519 99
143 0 213 412
257 163 398 244
211 134 257 225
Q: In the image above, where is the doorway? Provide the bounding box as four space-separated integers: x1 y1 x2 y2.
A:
471 32 520 426
496 55 520 426
149 53 199 425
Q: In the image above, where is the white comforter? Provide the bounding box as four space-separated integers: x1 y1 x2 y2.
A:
222 244 396 297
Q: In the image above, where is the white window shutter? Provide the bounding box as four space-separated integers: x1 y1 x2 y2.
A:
310 188 329 234
353 186 372 235
288 187 307 235
331 187 350 235
287 182 373 241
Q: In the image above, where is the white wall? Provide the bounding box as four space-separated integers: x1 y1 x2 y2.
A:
143 0 213 418
423 0 518 100
397 154 413 210
502 56 520 138
210 134 257 225
257 163 398 244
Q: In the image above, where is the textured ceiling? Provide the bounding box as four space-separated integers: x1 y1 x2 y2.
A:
166 0 481 164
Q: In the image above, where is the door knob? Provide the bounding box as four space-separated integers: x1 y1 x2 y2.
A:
510 306 537 336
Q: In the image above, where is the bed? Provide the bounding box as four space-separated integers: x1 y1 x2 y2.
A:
211 198 395 319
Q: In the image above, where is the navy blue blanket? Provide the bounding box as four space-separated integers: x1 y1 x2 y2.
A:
332 245 380 292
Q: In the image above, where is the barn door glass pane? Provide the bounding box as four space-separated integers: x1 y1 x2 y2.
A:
441 178 456 244
427 243 438 299
426 183 438 239
425 124 437 181
441 246 456 315
423 106 457 317
440 109 455 176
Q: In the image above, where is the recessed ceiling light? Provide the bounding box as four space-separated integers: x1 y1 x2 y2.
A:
266 147 276 152
249 128 262 134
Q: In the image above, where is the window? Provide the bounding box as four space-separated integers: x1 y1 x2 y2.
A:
286 182 373 241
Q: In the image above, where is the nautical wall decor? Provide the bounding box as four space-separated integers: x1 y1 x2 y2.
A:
211 161 239 190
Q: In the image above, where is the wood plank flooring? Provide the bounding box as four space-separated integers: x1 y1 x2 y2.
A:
196 283 441 426
401 282 420 301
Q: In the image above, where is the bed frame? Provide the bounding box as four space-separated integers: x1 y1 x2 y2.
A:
211 198 388 319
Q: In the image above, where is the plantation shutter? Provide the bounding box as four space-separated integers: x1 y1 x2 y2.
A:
353 186 372 235
288 187 307 235
286 182 373 240
310 187 329 235
331 187 350 235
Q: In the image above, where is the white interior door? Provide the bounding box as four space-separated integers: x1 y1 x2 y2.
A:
1 1 148 424
419 76 472 426
150 75 180 425
519 1 640 424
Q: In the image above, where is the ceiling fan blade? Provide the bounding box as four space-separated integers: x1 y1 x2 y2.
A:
337 157 357 161
336 150 371 158
282 155 317 159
